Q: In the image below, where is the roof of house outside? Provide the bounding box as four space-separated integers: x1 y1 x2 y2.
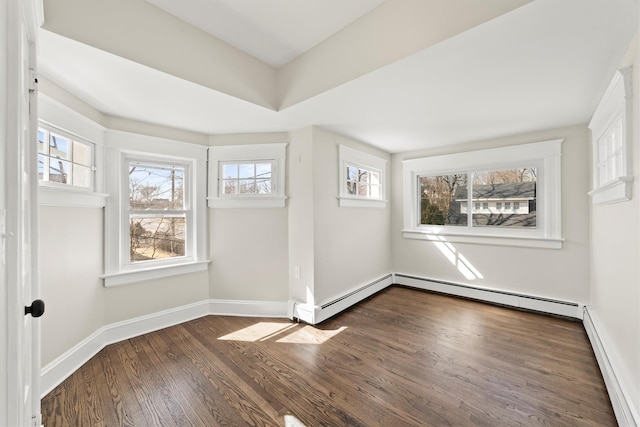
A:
455 182 536 201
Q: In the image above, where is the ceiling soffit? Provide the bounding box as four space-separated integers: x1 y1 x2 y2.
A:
41 0 533 111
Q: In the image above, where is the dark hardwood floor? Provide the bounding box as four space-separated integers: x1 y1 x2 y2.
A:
41 286 616 426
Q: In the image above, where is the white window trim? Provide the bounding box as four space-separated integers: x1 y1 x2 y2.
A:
402 140 563 249
101 130 209 287
208 143 287 208
589 67 633 204
338 145 388 208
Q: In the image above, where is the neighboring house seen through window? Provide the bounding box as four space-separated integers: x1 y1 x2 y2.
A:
403 140 562 248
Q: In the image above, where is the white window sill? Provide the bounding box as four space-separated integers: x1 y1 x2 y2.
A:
402 229 563 249
207 196 287 208
337 196 387 208
101 260 210 287
589 176 633 204
39 185 109 208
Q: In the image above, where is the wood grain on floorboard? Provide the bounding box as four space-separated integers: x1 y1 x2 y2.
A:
42 286 616 426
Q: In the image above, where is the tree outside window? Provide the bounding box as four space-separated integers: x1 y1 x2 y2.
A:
128 161 187 262
420 168 537 229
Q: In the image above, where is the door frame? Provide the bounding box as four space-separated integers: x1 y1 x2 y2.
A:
1 0 43 426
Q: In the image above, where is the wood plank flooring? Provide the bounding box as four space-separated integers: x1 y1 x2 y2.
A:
41 286 616 426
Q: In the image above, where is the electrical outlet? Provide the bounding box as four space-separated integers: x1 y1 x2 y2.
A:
294 266 301 279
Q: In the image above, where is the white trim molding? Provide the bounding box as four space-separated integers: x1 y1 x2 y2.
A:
589 67 633 204
40 298 288 398
583 307 639 427
290 274 394 324
393 273 582 319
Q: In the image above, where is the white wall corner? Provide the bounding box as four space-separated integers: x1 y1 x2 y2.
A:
583 307 639 427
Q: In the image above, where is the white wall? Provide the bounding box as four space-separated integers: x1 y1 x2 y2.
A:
311 127 391 303
39 207 104 366
288 127 316 304
391 125 591 304
287 127 392 308
208 133 290 302
0 1 9 421
589 30 640 417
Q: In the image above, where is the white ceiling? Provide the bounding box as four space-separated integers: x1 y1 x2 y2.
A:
146 0 386 68
37 0 638 153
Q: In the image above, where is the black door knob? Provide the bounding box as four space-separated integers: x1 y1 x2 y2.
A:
25 299 45 318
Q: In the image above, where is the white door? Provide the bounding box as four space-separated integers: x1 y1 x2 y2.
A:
2 0 43 426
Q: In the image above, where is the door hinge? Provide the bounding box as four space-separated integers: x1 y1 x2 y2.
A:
32 412 42 427
29 69 38 94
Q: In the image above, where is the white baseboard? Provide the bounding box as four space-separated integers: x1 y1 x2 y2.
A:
41 298 286 398
290 274 394 324
393 273 582 319
208 299 288 317
583 307 639 427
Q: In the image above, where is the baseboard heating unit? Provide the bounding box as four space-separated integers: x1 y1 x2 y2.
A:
289 274 393 324
393 273 582 319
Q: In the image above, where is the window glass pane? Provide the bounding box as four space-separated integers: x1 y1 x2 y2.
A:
38 154 46 180
370 184 381 199
359 169 369 184
239 179 255 193
130 216 185 262
129 163 184 209
223 163 237 179
239 163 255 179
72 164 91 188
49 133 70 160
49 159 69 183
256 179 272 194
73 141 91 166
357 182 368 196
472 168 537 228
255 163 272 178
420 174 468 226
223 179 237 195
370 171 380 185
38 130 47 154
347 166 358 181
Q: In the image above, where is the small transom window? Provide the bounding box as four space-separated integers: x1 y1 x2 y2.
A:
220 161 274 195
37 126 94 189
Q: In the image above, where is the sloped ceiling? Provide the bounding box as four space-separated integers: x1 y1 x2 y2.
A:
38 0 638 153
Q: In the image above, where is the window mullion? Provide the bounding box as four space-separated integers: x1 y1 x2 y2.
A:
467 174 473 228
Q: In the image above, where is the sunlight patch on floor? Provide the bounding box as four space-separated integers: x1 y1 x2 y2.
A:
276 325 347 344
218 322 347 344
284 414 306 427
218 322 296 342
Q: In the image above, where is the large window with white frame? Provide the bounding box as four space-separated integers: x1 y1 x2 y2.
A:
127 159 189 263
403 140 562 248
338 145 387 208
589 67 633 204
208 143 287 208
102 131 208 287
